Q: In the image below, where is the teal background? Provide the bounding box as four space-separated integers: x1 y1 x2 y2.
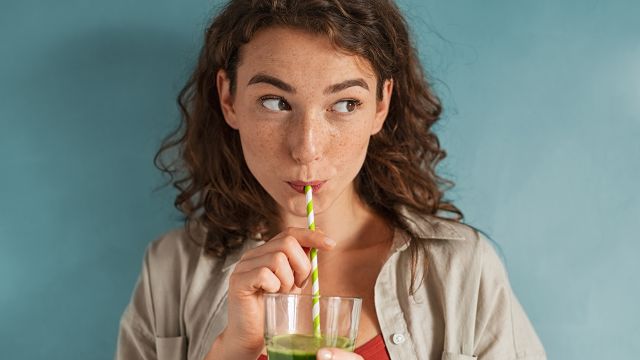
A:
1 0 638 358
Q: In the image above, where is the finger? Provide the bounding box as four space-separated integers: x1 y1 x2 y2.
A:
229 266 281 296
241 241 309 287
317 348 364 360
243 229 334 286
233 252 296 292
247 228 336 259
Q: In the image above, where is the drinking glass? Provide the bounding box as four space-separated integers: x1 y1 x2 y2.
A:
264 293 362 360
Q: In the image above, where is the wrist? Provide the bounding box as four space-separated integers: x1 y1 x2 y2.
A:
205 328 263 360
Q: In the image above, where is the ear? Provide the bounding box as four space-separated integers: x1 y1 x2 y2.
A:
371 78 394 135
216 69 239 129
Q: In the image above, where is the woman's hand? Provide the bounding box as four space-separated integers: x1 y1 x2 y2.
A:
317 348 364 360
206 227 336 360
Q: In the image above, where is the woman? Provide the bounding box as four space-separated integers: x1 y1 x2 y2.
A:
116 0 546 359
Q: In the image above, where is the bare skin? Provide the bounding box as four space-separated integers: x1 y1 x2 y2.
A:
205 26 394 360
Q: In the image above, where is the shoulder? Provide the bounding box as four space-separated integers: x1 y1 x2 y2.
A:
418 217 509 294
401 214 512 304
140 227 208 284
133 228 205 316
142 227 262 290
145 227 202 267
406 216 546 359
405 215 501 274
142 226 253 285
117 228 203 343
141 226 227 300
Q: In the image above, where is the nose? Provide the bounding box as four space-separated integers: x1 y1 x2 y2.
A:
287 111 325 164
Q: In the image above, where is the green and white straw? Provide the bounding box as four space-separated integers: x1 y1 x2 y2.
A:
304 185 321 338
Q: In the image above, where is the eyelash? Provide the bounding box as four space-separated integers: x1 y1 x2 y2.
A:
258 96 363 113
259 96 291 111
332 99 363 113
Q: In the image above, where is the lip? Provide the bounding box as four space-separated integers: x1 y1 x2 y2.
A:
286 180 326 194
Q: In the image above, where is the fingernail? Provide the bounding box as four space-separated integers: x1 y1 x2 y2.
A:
300 276 310 288
324 238 336 247
317 348 333 360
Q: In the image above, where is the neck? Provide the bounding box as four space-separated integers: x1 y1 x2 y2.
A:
278 185 390 251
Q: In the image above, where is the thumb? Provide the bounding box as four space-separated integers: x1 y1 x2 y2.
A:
317 348 363 360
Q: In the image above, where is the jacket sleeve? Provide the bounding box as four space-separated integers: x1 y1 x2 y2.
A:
115 248 158 360
473 237 547 360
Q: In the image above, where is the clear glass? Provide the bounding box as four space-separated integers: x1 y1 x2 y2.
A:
264 293 362 360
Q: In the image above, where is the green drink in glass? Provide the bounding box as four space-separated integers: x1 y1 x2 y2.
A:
266 334 353 360
264 294 362 360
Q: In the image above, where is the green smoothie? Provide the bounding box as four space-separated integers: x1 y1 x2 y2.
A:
266 334 354 360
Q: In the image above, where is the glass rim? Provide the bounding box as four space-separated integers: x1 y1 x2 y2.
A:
263 293 362 302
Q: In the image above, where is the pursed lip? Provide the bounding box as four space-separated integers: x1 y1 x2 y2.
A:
286 180 326 194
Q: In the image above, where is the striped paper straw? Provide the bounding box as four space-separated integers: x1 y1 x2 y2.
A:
304 185 321 338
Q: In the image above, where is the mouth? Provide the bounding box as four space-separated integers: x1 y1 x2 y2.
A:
286 180 326 194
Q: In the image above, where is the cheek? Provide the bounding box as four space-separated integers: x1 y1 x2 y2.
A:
329 125 371 171
242 128 276 161
235 102 274 156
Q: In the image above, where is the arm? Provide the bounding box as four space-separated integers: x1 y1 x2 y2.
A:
203 328 264 360
115 249 157 360
473 237 546 359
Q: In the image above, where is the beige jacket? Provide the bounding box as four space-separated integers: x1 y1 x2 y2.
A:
116 215 546 360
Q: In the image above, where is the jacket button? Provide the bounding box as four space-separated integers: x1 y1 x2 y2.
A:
391 333 406 345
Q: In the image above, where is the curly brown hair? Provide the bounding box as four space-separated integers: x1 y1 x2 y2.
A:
155 0 463 271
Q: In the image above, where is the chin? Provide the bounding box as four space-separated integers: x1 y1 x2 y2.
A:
278 191 326 222
288 196 315 217
267 189 309 218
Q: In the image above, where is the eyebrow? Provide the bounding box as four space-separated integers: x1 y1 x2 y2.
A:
323 78 369 94
247 74 295 93
247 73 370 94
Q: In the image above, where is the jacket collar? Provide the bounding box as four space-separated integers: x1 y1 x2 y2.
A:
400 207 465 241
390 207 466 254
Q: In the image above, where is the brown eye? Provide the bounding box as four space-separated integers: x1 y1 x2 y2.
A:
261 97 291 111
331 99 361 113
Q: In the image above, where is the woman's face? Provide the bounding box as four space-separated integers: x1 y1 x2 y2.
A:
217 27 392 220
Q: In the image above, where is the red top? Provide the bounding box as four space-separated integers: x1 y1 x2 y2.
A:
257 334 391 360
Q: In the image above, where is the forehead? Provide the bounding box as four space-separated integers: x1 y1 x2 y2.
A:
236 26 376 86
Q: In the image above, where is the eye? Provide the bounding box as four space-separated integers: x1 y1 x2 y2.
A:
260 97 291 111
331 99 362 113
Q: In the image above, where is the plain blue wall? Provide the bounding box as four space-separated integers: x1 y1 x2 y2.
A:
1 0 638 359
